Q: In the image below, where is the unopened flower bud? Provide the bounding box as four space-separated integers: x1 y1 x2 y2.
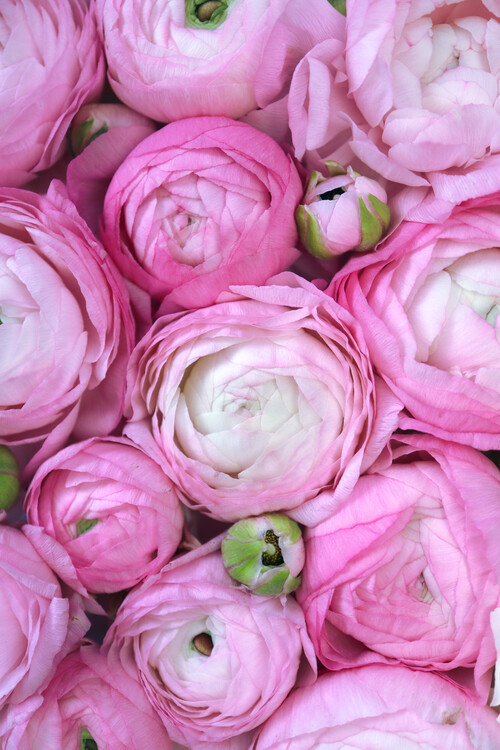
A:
221 513 304 596
69 103 155 156
0 446 20 510
296 163 390 257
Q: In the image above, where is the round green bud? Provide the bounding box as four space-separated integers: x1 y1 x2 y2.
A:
221 513 305 597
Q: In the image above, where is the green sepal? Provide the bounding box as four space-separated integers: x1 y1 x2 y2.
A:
221 538 263 568
76 518 99 537
0 447 20 511
368 193 391 231
358 197 384 251
328 0 346 15
80 728 98 750
255 570 300 597
295 205 332 259
325 160 347 177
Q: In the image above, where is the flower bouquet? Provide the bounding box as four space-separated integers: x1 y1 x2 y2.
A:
2 0 500 747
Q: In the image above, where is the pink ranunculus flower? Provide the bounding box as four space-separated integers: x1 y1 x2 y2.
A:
0 524 85 712
96 0 292 122
251 665 500 749
285 0 500 204
298 434 500 700
24 436 184 594
103 543 316 747
0 645 172 749
100 117 302 313
124 272 401 526
0 183 134 474
333 191 500 449
0 0 104 188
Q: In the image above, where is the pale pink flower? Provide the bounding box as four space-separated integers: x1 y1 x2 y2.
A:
333 191 500 448
124 272 401 525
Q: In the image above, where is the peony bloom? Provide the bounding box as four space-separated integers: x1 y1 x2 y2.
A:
24 437 184 594
0 645 172 749
100 117 302 313
0 524 86 712
0 183 134 473
0 0 104 187
103 544 316 747
298 434 500 700
251 665 500 749
96 0 290 121
333 192 500 449
296 163 390 257
124 272 400 525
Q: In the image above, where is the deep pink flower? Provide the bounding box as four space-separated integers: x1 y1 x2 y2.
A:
100 117 302 313
24 437 184 594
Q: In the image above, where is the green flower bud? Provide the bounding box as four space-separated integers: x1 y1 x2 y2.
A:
0 446 20 511
221 513 305 596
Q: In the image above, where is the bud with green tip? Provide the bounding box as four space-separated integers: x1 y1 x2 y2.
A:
222 513 305 596
69 103 156 156
296 163 390 257
0 446 20 510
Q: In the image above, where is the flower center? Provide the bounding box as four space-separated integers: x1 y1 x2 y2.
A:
192 632 214 656
261 530 284 567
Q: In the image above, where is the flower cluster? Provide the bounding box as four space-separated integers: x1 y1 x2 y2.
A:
1 0 500 747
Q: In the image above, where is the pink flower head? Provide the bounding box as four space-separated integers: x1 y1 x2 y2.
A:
124 272 400 526
0 0 104 187
96 0 290 121
24 437 184 594
0 183 134 473
0 524 82 711
333 191 500 449
298 434 500 700
0 646 172 749
101 117 302 313
251 665 500 749
285 0 500 204
103 544 316 747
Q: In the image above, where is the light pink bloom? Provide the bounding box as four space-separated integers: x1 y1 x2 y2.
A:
333 191 500 449
124 273 400 526
251 665 500 749
299 434 500 700
0 524 85 712
96 0 290 121
0 646 172 749
0 0 104 188
0 183 134 474
103 544 316 747
101 117 302 313
288 0 500 202
24 437 184 594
